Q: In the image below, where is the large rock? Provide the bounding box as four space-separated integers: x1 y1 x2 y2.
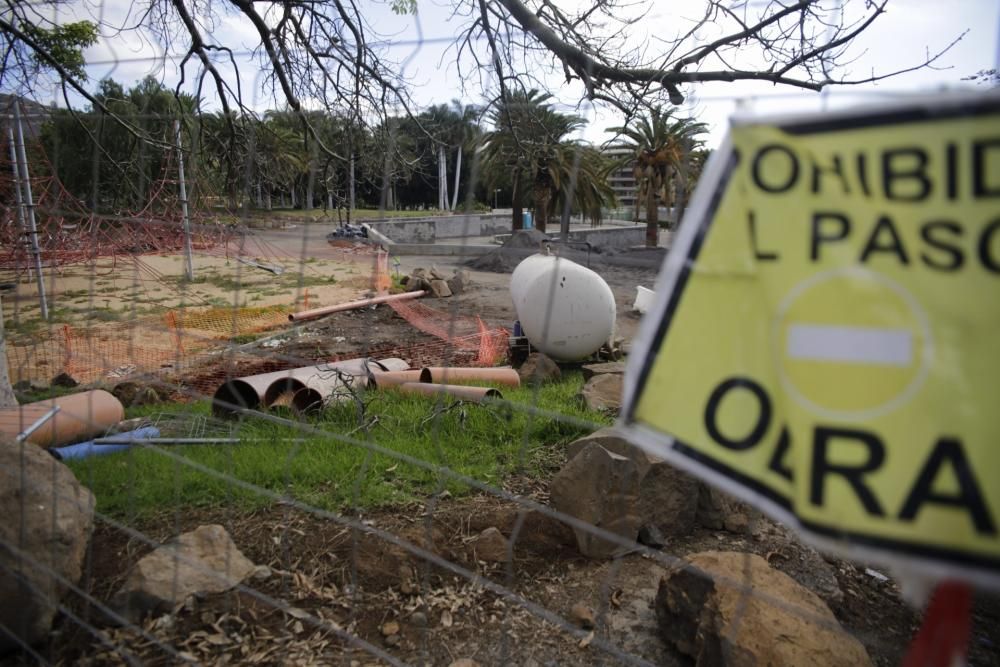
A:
697 485 760 534
565 427 657 469
566 431 699 540
467 527 508 563
581 361 626 380
447 269 470 295
428 279 453 298
550 444 643 558
580 373 623 413
0 440 94 651
111 524 256 623
655 551 872 667
639 462 700 538
518 352 561 384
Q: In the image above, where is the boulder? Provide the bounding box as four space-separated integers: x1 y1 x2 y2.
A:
565 430 699 540
468 527 508 563
517 353 561 384
639 462 700 538
406 276 429 293
655 551 872 667
0 440 94 651
550 444 643 559
581 361 626 380
697 485 760 534
429 265 447 281
111 524 256 623
580 373 623 413
565 427 657 468
428 279 453 298
447 269 470 295
508 510 575 556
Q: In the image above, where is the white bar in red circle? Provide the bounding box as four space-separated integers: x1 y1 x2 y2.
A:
786 324 912 366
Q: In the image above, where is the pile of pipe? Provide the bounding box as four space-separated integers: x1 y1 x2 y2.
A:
212 358 521 418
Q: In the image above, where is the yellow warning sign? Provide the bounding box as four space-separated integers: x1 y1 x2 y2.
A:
621 94 1000 586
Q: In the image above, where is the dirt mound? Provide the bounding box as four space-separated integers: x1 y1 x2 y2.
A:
467 230 552 273
503 229 551 249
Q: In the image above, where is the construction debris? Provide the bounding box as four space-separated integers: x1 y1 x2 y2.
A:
288 291 427 322
395 382 501 403
400 266 472 298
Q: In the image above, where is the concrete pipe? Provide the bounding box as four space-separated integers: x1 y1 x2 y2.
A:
0 390 125 449
212 357 408 418
396 382 502 403
419 367 520 387
262 358 408 407
369 370 424 388
289 373 372 413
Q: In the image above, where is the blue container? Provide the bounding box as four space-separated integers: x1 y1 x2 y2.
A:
523 212 533 229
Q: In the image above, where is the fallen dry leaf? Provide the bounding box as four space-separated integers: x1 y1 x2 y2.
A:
579 630 595 649
440 609 453 628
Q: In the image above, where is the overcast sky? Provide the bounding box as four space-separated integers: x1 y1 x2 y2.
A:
37 0 1000 146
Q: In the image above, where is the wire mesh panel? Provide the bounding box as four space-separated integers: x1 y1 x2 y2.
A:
1 1 998 666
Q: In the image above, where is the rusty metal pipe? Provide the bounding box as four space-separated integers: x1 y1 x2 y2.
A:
0 390 125 448
419 367 521 387
396 382 502 403
288 291 427 322
369 370 424 389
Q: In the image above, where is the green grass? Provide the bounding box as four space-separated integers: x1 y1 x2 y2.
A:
67 373 609 519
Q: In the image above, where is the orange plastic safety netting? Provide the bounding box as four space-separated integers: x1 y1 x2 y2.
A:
373 253 509 366
5 305 290 385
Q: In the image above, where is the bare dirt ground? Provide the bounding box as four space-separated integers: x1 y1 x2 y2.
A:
35 488 1000 667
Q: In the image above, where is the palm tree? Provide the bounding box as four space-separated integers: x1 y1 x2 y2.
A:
260 112 307 209
483 90 613 233
608 108 707 247
481 89 553 231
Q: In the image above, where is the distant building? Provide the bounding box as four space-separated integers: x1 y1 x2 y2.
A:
603 146 637 214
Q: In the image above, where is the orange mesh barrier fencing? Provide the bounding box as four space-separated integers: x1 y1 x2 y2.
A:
371 251 509 366
5 305 291 385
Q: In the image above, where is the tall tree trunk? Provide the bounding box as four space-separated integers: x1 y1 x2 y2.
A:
534 181 550 234
305 141 316 211
645 180 658 247
438 145 448 210
266 188 272 210
291 185 298 208
349 154 356 211
450 146 462 210
511 173 523 231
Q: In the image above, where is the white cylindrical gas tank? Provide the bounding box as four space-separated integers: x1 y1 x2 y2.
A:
510 253 616 361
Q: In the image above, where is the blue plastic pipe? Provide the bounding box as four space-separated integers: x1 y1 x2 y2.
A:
53 426 161 461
